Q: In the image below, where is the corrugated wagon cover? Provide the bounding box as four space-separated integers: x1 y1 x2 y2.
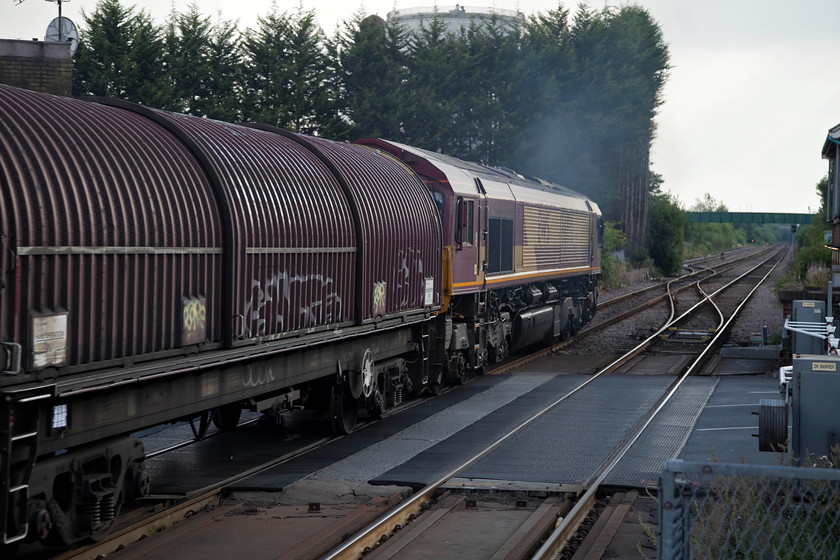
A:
151 112 358 336
0 84 223 364
301 137 442 318
0 86 221 253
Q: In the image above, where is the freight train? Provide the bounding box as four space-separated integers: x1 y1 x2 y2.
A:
0 83 602 549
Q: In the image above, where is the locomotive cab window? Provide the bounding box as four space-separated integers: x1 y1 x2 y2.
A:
455 197 475 249
430 189 445 220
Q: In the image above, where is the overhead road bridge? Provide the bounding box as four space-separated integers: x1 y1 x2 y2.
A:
687 212 817 225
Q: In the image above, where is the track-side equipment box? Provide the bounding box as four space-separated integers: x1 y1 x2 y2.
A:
791 354 840 465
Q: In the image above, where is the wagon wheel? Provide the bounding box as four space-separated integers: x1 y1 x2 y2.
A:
368 388 386 420
330 384 357 435
212 404 242 431
348 348 376 400
188 410 213 440
360 349 376 398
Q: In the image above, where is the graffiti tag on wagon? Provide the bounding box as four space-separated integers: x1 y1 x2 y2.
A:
243 271 343 337
393 248 424 309
372 281 386 316
182 296 207 345
242 363 275 388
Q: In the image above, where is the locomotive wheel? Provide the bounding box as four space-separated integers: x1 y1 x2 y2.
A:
188 410 212 440
330 384 357 435
450 354 467 385
429 368 444 396
212 404 242 431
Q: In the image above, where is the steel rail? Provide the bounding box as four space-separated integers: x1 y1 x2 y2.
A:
597 246 768 310
55 432 334 560
696 277 725 332
559 249 772 348
491 248 774 375
55 390 454 559
144 416 263 459
555 251 744 386
530 246 786 560
54 491 225 560
493 258 726 375
322 248 784 560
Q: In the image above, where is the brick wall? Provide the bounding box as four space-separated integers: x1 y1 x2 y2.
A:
0 39 72 96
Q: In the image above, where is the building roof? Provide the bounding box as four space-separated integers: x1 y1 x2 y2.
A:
387 5 524 34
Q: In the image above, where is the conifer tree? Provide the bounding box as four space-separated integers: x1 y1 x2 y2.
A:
165 5 242 120
403 15 460 152
338 12 410 139
164 5 213 114
242 7 335 135
455 16 523 164
203 17 244 122
73 0 169 107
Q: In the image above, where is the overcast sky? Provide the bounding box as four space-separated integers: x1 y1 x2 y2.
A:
3 0 839 215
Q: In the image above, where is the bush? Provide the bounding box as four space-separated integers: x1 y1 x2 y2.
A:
628 245 650 267
648 192 686 275
803 262 831 288
599 221 627 289
792 244 831 283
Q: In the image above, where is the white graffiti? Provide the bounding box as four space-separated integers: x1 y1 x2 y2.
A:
393 248 424 310
243 271 342 336
242 363 275 388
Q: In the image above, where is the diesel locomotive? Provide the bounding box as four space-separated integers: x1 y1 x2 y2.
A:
0 83 601 549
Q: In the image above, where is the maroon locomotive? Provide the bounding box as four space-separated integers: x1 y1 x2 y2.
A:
356 139 602 382
0 83 600 549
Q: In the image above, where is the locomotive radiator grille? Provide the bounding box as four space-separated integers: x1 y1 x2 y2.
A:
560 210 591 264
522 207 591 268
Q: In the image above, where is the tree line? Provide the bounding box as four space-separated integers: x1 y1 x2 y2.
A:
71 0 670 236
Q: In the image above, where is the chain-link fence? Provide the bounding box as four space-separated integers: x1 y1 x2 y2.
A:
659 459 840 560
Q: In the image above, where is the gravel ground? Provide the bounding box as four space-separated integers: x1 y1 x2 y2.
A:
598 278 661 304
726 248 791 345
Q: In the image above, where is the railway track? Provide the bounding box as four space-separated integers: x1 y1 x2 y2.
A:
595 247 772 317
595 246 758 311
37 247 783 560
535 246 787 559
310 247 787 560
492 246 774 374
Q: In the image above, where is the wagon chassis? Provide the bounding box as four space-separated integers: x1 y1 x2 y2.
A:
1 314 433 548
